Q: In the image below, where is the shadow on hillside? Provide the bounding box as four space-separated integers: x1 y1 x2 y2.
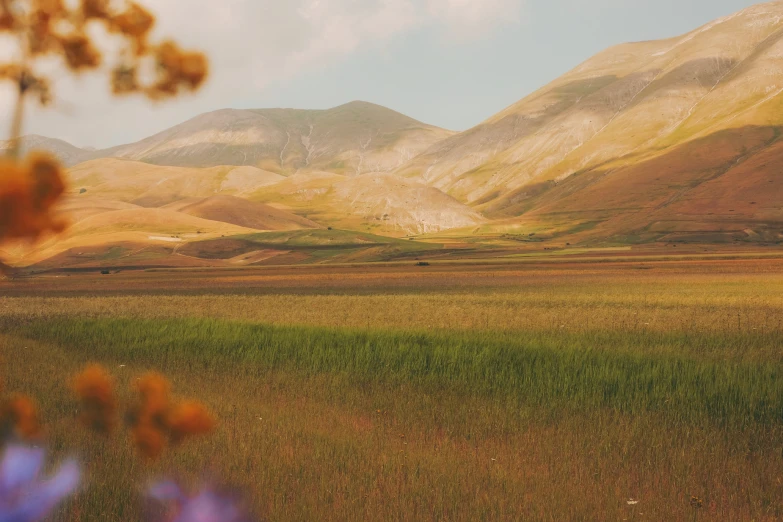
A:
486 125 783 244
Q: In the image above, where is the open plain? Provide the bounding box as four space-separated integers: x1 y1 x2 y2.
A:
3 251 783 520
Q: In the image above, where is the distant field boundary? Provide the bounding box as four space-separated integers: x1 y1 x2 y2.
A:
16 248 783 276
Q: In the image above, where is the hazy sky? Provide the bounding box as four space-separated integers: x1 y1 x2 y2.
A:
0 0 763 148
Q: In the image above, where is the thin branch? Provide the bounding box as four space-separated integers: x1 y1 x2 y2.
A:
7 78 26 158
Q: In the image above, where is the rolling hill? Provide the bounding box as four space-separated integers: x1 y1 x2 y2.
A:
249 171 484 235
1 154 476 268
63 158 481 236
2 160 325 268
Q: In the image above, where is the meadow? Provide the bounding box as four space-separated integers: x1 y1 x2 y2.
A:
3 257 783 520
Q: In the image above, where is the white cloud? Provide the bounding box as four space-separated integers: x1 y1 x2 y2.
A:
272 0 524 81
0 0 525 148
280 0 420 81
427 0 524 36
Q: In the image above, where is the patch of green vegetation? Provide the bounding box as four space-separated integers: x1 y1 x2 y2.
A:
16 317 783 427
504 246 633 258
177 229 439 263
237 229 434 252
124 251 169 262
301 247 364 263
99 246 130 261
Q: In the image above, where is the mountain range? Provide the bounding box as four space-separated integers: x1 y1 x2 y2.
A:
5 102 453 173
4 0 783 268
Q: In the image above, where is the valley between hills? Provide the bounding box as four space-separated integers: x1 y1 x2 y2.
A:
5 0 783 270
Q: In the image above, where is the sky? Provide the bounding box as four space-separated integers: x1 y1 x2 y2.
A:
0 0 763 148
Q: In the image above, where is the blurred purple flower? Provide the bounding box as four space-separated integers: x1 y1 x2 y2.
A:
0 445 80 522
149 481 247 522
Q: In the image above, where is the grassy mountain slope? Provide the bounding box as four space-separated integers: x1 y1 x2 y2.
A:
497 125 783 244
397 1 783 221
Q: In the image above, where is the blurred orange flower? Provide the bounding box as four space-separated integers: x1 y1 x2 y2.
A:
82 0 110 20
148 41 209 98
110 2 155 40
0 6 14 31
0 0 208 105
127 373 215 459
0 152 67 245
0 394 40 440
59 33 102 70
168 401 215 445
132 423 166 460
72 364 117 435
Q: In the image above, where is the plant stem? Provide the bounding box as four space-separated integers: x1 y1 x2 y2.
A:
7 78 25 158
7 19 29 158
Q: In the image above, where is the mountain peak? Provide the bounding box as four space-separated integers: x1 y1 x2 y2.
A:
335 100 383 109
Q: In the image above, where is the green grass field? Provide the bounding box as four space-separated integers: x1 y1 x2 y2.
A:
3 261 783 520
15 318 783 427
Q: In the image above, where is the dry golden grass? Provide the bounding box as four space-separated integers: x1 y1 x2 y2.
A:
3 259 783 520
4 330 782 521
4 259 783 338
